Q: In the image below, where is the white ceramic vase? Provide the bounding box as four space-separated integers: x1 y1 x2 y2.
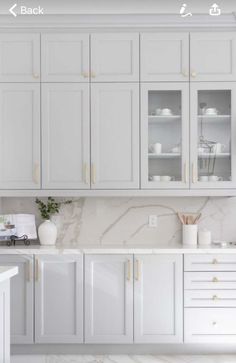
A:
38 219 57 246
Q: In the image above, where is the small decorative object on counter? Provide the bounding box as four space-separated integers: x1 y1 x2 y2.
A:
198 228 211 246
36 197 72 246
177 212 202 246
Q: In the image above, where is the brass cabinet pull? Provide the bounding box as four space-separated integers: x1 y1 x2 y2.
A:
83 163 89 184
212 277 219 283
126 260 131 281
26 260 31 282
135 259 140 281
91 164 96 184
35 258 40 282
33 163 40 184
191 71 197 78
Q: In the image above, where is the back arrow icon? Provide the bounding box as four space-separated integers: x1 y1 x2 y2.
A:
9 4 17 17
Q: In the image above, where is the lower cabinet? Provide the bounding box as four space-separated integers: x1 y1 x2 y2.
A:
134 254 183 343
0 255 34 344
85 254 133 343
35 255 83 343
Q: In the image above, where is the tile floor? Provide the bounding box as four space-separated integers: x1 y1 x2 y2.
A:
10 355 236 363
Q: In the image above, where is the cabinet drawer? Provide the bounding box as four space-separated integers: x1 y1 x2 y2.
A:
185 308 236 343
185 290 236 307
185 254 236 271
185 272 236 290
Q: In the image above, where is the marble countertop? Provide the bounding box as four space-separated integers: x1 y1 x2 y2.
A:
1 243 236 254
0 266 18 282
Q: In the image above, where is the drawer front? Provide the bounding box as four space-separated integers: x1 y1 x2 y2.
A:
185 272 236 290
185 254 236 271
185 290 236 307
185 308 236 343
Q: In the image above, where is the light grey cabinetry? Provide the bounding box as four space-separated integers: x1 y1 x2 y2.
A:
91 83 139 189
141 33 189 81
0 33 40 82
0 84 40 189
0 255 34 344
35 255 83 343
41 34 89 82
0 279 10 363
85 254 133 343
42 83 90 189
134 254 183 343
91 33 139 82
190 33 236 81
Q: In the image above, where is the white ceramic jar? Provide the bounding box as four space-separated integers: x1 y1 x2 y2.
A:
182 225 198 246
38 219 57 246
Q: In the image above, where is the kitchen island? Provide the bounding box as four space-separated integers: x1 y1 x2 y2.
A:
0 266 18 363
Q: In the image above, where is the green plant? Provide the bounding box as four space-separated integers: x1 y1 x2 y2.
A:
35 197 72 220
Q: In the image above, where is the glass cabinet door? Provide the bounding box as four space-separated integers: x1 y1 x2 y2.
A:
141 83 189 189
190 83 236 188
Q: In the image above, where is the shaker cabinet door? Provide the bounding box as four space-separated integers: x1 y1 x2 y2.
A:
42 83 90 189
0 84 40 189
190 33 236 81
35 255 83 343
85 254 133 343
41 33 89 82
134 254 183 343
91 33 139 82
91 83 139 189
0 255 34 344
0 33 40 82
141 33 189 81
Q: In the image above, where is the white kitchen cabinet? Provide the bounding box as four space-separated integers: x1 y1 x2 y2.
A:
141 33 189 82
134 254 183 343
91 83 139 189
0 84 40 189
35 255 83 343
190 82 236 189
91 33 139 82
0 33 40 82
190 33 236 81
85 254 133 343
141 83 189 189
42 83 90 189
0 255 34 344
41 34 89 82
0 280 10 363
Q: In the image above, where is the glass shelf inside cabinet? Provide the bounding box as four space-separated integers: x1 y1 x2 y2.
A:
148 90 182 183
198 90 231 182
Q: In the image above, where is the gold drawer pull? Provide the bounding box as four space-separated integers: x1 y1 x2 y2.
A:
212 258 218 264
126 260 131 281
212 277 219 282
135 259 140 281
212 295 218 300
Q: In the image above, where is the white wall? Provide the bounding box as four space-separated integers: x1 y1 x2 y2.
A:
0 0 235 14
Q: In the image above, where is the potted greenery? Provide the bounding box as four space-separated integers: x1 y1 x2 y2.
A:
35 197 71 245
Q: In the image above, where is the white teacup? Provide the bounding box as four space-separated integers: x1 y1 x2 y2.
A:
208 175 223 182
149 143 162 154
150 175 161 181
161 108 172 116
199 176 209 182
204 108 218 115
171 146 180 153
161 175 173 182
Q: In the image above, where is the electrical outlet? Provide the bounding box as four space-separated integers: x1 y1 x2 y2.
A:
148 215 158 228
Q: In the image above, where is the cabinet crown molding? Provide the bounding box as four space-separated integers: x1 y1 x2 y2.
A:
0 13 235 29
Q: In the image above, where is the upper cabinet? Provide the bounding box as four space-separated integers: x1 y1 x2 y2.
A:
91 83 139 189
91 33 139 82
42 83 90 189
0 34 40 82
0 84 40 189
141 33 189 82
190 33 236 81
41 34 89 82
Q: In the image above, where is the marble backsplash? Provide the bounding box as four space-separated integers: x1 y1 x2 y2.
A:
0 197 236 247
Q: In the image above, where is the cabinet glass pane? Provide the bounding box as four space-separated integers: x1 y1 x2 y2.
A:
148 90 182 183
197 90 231 182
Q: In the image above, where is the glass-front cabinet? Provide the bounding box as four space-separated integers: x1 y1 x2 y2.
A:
190 83 236 189
141 83 189 189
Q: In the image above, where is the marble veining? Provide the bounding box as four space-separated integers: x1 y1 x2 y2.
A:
10 355 236 363
1 196 236 247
